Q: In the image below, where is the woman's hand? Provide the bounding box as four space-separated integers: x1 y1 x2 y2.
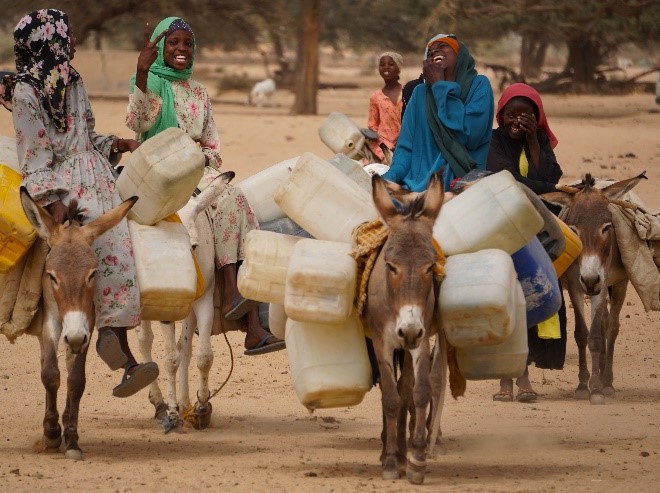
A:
517 113 538 141
422 57 445 84
120 139 141 153
46 200 68 225
135 23 167 92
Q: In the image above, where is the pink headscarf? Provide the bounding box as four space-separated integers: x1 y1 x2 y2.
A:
496 83 558 149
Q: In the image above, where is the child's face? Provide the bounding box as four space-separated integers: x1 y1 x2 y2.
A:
378 56 400 82
502 99 536 140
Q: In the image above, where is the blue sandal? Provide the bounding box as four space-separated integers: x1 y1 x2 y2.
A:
112 362 159 398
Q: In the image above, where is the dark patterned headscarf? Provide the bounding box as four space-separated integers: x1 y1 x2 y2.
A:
1 9 80 132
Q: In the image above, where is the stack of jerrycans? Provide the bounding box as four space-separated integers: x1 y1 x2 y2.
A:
116 127 205 321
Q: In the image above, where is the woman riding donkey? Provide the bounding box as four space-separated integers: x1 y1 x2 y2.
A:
2 8 158 398
125 17 284 355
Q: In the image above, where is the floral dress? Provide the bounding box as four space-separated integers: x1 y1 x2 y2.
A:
126 80 258 268
13 80 141 328
367 89 402 161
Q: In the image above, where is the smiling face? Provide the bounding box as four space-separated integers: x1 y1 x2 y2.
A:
163 29 194 70
502 97 537 140
426 42 457 68
378 55 400 82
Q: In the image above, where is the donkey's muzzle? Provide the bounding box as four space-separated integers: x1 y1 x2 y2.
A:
395 305 425 349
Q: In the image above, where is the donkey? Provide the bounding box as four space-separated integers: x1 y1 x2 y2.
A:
136 172 234 432
363 172 447 484
542 172 647 404
19 187 137 460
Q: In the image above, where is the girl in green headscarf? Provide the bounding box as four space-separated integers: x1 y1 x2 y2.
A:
126 17 285 356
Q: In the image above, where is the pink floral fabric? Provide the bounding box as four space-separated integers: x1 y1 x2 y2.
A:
13 80 141 328
126 79 258 268
367 89 402 161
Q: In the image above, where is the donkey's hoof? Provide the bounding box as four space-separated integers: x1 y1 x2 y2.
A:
590 392 605 405
574 386 590 400
193 402 212 430
154 401 169 422
64 448 83 461
603 386 616 397
43 434 62 450
406 468 425 485
382 469 400 480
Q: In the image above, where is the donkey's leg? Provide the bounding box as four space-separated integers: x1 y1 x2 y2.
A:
177 318 194 412
426 333 447 456
407 341 432 485
160 321 183 432
397 352 413 466
374 338 401 480
136 321 167 421
191 294 215 429
587 291 608 405
602 280 628 396
39 327 62 450
61 347 88 460
566 281 590 400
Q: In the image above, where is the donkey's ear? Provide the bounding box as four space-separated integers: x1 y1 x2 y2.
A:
601 171 647 202
421 172 444 221
20 187 58 242
372 174 398 224
540 190 575 209
81 196 138 245
192 171 235 215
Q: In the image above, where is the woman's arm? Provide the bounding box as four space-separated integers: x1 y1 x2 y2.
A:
125 85 163 135
367 92 380 132
12 85 68 207
198 87 222 170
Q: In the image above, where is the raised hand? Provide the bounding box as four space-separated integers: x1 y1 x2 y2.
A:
135 22 167 92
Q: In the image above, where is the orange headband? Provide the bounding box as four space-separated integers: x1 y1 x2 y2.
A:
427 36 459 55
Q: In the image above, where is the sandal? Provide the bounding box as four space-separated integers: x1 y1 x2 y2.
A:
244 335 286 356
96 330 128 371
492 390 514 402
112 362 159 398
516 389 538 403
224 297 259 321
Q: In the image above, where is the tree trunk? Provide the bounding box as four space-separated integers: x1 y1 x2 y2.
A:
565 35 602 91
291 0 321 115
520 34 547 80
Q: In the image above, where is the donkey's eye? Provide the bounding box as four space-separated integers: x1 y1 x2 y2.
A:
426 264 435 274
86 269 97 285
569 225 580 236
601 223 612 235
385 262 398 274
47 271 58 287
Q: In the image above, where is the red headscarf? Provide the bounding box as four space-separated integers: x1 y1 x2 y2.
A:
496 83 558 149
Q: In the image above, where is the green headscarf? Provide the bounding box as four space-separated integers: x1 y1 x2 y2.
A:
129 16 195 141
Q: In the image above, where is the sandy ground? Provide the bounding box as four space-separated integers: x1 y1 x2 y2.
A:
1 50 660 492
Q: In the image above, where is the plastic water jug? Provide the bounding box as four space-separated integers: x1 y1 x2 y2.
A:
318 112 365 159
328 153 372 193
439 249 519 348
0 136 19 173
456 281 529 380
236 156 298 224
275 153 378 243
116 127 205 225
285 239 357 324
553 216 583 277
128 219 197 321
260 217 311 238
285 315 372 410
268 303 287 340
237 230 302 305
0 165 37 272
511 236 562 328
433 170 544 256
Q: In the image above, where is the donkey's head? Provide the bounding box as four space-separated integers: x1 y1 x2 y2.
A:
543 171 646 295
371 172 444 350
20 188 137 353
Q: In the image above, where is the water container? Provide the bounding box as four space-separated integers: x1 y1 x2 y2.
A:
433 170 544 256
0 136 19 173
260 216 311 238
328 153 372 193
439 249 519 348
511 236 562 328
456 281 529 380
0 165 37 272
236 156 298 223
237 230 302 304
268 303 287 340
285 238 357 324
318 112 365 159
285 316 372 410
275 153 378 243
116 127 205 225
553 216 583 277
129 219 197 321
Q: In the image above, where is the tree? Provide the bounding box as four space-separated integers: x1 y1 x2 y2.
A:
291 0 321 115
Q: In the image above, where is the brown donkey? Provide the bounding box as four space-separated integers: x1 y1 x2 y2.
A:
363 172 445 484
20 187 137 459
542 172 646 404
